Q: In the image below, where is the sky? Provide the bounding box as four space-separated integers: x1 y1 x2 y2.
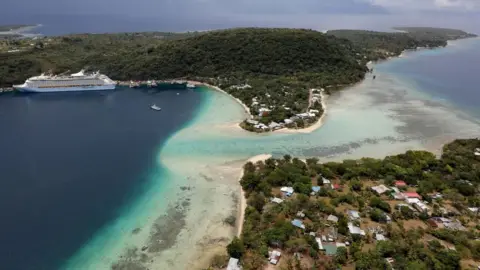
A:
0 0 479 33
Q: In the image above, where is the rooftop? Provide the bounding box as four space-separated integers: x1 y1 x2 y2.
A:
291 219 305 229
227 258 241 270
395 180 407 187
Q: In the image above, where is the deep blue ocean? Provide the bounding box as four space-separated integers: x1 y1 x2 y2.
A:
0 88 206 270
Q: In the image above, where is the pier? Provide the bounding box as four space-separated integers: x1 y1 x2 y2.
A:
0 87 14 93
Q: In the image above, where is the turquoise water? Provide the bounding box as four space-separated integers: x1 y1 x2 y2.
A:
64 38 480 269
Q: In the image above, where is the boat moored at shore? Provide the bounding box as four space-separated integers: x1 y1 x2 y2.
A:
13 70 116 92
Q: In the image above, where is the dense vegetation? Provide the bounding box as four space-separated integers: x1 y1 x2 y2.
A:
327 28 476 61
394 27 477 42
220 139 480 269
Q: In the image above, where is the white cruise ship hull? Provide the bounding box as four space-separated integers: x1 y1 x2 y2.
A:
14 84 116 93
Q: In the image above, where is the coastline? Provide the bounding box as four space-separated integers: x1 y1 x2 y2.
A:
277 90 328 134
236 154 272 237
188 81 253 119
189 80 330 135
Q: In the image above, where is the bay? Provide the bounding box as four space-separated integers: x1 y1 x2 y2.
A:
0 88 206 270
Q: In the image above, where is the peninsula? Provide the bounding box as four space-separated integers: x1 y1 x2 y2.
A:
215 139 480 270
0 26 476 133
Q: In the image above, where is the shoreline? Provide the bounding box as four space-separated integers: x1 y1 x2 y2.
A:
189 80 331 135
236 154 272 238
277 90 328 134
188 81 253 119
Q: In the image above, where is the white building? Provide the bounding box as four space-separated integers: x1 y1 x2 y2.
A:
371 185 391 195
227 258 242 270
348 222 366 236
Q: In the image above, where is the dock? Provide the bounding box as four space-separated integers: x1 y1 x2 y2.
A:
0 87 14 93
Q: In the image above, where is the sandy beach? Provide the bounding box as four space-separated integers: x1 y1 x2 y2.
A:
189 81 253 119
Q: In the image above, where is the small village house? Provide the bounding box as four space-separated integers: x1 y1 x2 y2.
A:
347 210 360 220
371 184 390 195
227 257 241 270
291 219 305 229
268 250 282 265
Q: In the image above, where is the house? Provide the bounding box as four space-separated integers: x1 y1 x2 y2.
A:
321 177 331 185
271 198 284 204
371 185 391 195
246 119 259 125
403 192 422 199
405 198 429 212
296 113 310 118
347 210 360 220
315 237 324 250
413 201 429 212
393 192 405 200
385 257 395 268
468 207 479 214
327 214 339 223
268 122 282 130
385 214 392 223
258 107 271 116
430 193 443 200
375 234 387 241
348 222 366 236
428 217 466 231
311 186 321 195
284 119 294 124
428 217 451 228
268 250 282 265
395 180 407 187
280 186 294 196
331 183 342 190
254 123 269 130
291 219 305 229
297 211 306 218
227 257 241 270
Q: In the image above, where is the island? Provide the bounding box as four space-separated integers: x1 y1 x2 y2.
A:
0 27 477 133
208 139 480 270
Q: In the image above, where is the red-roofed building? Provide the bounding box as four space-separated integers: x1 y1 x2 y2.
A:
331 183 342 190
402 192 422 199
395 181 407 187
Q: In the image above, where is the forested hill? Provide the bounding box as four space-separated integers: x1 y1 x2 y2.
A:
327 27 476 60
0 28 366 87
146 28 366 79
394 27 477 41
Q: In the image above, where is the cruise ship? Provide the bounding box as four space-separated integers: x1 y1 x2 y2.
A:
13 70 116 92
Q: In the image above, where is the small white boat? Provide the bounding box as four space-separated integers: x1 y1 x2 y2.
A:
150 104 161 111
151 80 158 87
146 80 152 87
186 83 196 89
176 92 180 95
